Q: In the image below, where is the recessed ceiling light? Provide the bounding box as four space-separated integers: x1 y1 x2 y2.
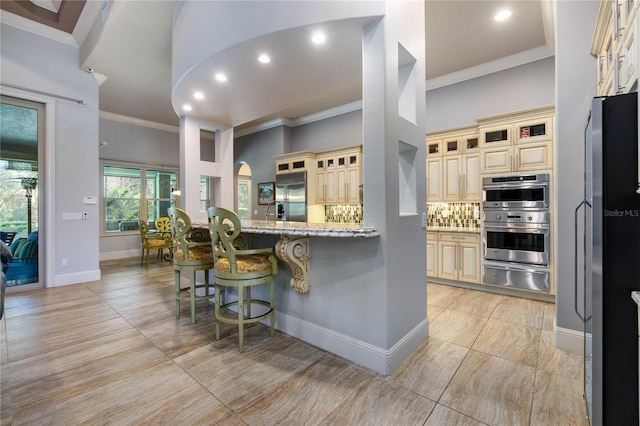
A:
215 73 227 82
194 91 204 100
258 54 271 64
182 104 192 111
494 9 512 21
311 32 326 44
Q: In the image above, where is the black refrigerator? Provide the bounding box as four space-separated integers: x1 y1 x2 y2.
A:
586 91 640 425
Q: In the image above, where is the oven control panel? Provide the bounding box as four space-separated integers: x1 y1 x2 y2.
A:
483 210 550 224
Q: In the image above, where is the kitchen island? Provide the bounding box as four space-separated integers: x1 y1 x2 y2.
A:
194 220 379 293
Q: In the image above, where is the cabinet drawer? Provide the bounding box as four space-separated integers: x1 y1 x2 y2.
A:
438 232 479 244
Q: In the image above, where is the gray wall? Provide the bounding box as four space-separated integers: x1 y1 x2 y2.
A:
291 109 362 152
555 1 600 336
426 57 555 132
1 23 100 285
98 118 179 259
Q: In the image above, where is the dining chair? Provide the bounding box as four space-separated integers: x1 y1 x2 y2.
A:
139 220 171 267
167 207 215 324
208 206 278 352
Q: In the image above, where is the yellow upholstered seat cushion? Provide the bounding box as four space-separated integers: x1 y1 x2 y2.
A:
146 238 169 248
214 255 272 274
173 246 213 261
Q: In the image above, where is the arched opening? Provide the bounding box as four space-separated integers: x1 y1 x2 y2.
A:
235 162 252 220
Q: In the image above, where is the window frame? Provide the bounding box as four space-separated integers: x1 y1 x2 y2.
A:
101 160 178 236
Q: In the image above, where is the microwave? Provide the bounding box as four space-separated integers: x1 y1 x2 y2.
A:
482 173 550 210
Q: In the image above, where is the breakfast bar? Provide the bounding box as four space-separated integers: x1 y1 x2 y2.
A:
194 220 379 294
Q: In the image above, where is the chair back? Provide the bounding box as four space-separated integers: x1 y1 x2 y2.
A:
155 217 171 233
139 219 150 244
208 207 242 266
168 206 213 267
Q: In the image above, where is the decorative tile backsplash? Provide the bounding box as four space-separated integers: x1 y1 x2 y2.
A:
427 202 480 229
325 204 363 223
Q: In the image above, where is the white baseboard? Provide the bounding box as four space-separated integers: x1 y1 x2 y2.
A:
52 269 101 287
554 323 588 354
275 311 429 375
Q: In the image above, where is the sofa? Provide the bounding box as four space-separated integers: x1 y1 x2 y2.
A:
5 231 38 284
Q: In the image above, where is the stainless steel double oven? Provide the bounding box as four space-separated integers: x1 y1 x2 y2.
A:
481 173 551 292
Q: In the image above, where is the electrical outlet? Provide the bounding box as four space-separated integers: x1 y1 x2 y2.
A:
82 212 88 220
61 258 68 267
421 212 427 229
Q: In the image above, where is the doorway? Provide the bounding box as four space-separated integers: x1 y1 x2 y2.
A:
0 95 44 289
236 162 252 221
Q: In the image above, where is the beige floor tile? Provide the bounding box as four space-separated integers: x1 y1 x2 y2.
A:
472 318 540 367
429 308 488 348
490 296 550 330
239 355 376 425
389 337 468 401
530 370 590 426
542 302 556 331
319 379 436 425
440 350 536 425
427 303 446 321
174 332 324 411
425 404 488 426
12 360 199 426
427 283 467 307
537 330 584 381
447 290 508 318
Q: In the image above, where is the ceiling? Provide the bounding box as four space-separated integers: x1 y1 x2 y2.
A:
1 0 554 131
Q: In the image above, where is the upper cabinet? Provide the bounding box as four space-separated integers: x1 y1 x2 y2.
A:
426 105 555 203
592 0 639 96
478 106 554 175
427 126 480 202
275 151 316 174
316 145 362 204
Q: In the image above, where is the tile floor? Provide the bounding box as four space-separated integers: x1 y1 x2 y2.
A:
0 260 590 425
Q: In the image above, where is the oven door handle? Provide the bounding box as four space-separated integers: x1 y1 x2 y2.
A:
484 226 549 233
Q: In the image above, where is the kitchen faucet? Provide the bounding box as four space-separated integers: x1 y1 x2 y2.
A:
265 200 285 222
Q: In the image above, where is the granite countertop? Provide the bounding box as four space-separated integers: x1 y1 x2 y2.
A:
632 291 640 306
193 220 379 238
427 226 480 234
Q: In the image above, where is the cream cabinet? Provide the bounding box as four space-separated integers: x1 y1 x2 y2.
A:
426 232 438 277
479 107 554 174
427 126 480 202
427 139 443 201
275 152 315 175
315 145 362 204
592 0 639 96
437 232 480 283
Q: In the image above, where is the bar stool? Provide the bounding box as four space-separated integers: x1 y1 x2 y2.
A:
167 207 215 324
208 206 278 352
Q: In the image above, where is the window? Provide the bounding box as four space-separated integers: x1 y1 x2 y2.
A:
103 164 177 234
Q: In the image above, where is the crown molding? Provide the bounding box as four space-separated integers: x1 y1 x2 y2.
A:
99 111 180 133
426 45 554 91
0 9 77 47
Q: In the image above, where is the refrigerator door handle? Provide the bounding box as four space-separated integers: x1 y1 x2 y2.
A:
574 199 592 323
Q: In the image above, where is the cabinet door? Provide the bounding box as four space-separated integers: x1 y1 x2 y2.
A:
443 156 462 201
427 157 442 201
515 116 553 144
346 166 360 203
438 241 458 280
324 169 336 203
480 125 512 148
463 154 481 201
516 142 551 171
459 242 480 283
481 147 512 174
336 168 347 203
427 236 438 278
316 171 326 203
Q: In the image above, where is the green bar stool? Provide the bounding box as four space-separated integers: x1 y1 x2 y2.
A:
168 207 215 324
208 206 278 352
